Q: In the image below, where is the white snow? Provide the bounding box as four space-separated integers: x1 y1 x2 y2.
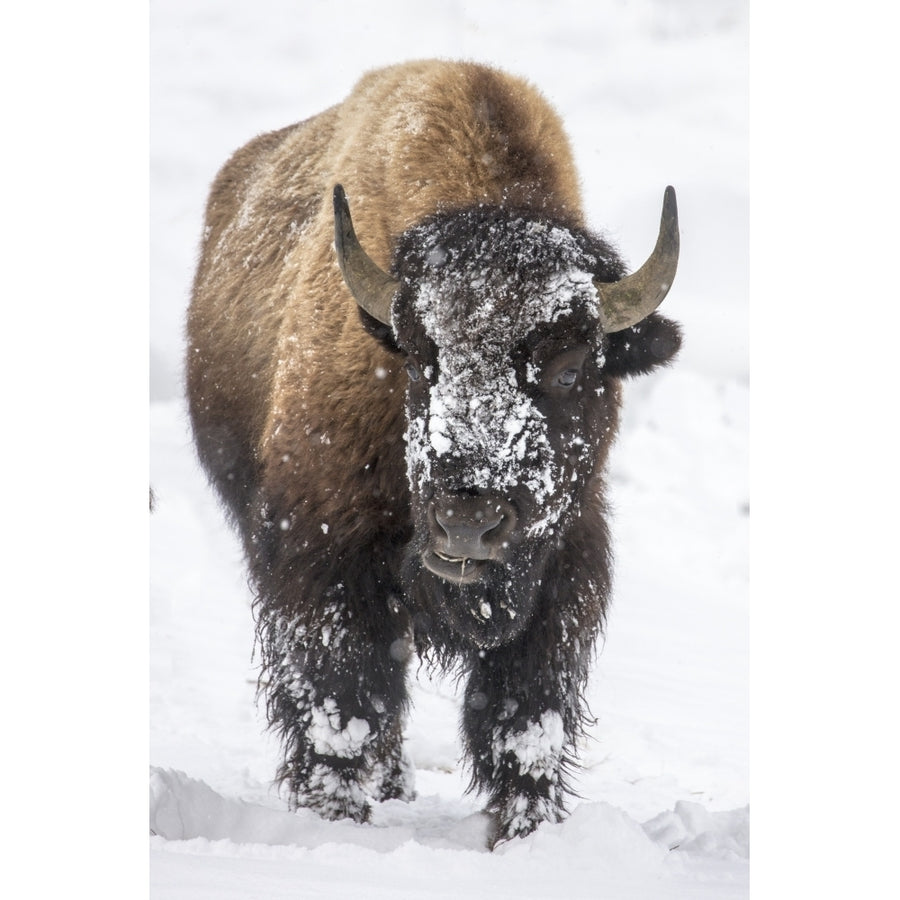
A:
150 1 749 897
308 700 372 758
492 710 565 781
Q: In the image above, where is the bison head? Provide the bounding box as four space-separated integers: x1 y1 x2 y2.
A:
334 186 680 648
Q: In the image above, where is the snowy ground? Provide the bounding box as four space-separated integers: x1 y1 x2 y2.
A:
149 1 748 896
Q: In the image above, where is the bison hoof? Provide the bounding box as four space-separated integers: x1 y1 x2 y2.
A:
371 778 417 804
487 794 564 847
367 750 417 803
293 764 372 824
303 793 371 825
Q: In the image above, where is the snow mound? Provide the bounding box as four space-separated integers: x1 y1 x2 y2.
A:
644 801 750 860
149 766 416 852
151 766 747 870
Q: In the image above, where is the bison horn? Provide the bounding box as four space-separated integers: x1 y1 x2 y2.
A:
594 186 679 333
333 184 399 327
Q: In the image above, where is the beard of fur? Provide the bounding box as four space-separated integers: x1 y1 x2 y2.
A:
399 512 556 655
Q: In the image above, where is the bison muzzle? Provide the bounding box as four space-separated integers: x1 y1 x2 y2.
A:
186 59 682 846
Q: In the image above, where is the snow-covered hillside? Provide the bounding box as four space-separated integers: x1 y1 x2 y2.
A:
150 1 748 896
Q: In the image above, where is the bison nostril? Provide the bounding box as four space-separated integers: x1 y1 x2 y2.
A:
435 507 503 537
431 497 516 559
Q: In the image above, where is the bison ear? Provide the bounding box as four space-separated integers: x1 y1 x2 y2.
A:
602 312 682 378
357 306 403 354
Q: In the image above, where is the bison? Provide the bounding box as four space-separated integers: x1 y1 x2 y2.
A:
186 59 681 846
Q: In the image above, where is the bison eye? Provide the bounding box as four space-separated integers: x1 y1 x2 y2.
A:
404 361 421 382
539 345 590 394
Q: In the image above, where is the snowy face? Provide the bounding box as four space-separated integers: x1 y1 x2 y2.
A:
391 209 619 646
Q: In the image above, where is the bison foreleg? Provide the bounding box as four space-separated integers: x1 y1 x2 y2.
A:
461 643 588 845
259 595 413 823
365 712 417 804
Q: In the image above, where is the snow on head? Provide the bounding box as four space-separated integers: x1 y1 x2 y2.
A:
402 213 602 536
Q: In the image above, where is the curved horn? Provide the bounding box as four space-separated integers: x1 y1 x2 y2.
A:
333 184 398 327
595 186 679 333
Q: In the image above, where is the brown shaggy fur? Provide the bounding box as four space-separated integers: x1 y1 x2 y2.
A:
187 61 584 536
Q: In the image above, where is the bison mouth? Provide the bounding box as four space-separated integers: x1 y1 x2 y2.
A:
422 549 490 584
419 494 518 584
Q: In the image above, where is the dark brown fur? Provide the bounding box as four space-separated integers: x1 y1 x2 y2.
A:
186 60 681 845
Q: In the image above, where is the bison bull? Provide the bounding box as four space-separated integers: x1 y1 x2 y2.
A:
186 60 681 845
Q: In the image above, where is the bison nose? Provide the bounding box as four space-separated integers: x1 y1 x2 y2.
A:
430 495 517 560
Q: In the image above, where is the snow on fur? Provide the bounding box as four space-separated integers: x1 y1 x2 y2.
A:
405 216 601 536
